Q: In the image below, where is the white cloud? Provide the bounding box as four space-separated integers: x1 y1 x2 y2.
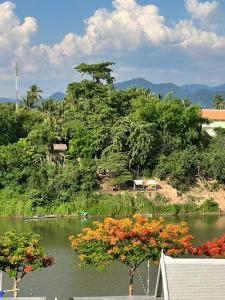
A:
41 0 225 66
0 1 36 55
0 0 37 81
185 0 219 30
0 0 225 85
185 0 219 20
174 20 225 51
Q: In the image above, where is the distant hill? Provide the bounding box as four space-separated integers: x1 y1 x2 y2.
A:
49 92 65 100
1 81 225 108
0 97 15 104
115 78 225 108
182 84 210 94
0 92 66 104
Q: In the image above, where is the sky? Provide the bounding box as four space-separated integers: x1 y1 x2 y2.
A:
0 0 225 97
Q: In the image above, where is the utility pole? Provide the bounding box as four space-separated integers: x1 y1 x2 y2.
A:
15 61 19 110
147 259 150 295
0 271 2 292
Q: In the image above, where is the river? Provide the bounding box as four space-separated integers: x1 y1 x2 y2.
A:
0 215 224 300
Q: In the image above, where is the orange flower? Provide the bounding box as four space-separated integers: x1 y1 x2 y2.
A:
132 240 141 246
124 246 130 251
24 265 33 273
160 232 169 239
70 216 194 272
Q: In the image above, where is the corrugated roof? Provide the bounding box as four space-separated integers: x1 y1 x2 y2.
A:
155 253 225 300
70 297 161 300
202 109 225 121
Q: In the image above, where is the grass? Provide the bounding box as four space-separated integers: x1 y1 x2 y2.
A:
0 188 220 217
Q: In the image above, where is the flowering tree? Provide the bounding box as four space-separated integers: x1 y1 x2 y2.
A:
69 215 193 295
0 231 54 298
193 234 225 258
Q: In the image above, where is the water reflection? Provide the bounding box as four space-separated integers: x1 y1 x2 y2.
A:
0 215 224 300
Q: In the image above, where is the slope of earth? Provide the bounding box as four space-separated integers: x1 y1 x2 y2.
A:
102 178 225 211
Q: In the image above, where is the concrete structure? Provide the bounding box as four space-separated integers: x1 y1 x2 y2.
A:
155 252 225 300
202 109 225 136
70 297 162 300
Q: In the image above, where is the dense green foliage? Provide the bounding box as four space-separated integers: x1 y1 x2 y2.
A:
0 231 53 297
0 62 224 216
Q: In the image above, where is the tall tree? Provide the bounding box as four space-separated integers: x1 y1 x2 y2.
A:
75 62 115 84
70 215 193 296
23 85 43 109
213 94 225 109
39 98 55 114
0 231 53 298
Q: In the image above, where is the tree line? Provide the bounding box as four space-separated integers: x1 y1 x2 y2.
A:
0 62 225 210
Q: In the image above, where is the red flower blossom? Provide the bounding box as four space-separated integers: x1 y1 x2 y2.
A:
193 234 225 259
24 265 33 273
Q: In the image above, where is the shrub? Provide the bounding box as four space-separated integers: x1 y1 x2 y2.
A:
200 198 219 212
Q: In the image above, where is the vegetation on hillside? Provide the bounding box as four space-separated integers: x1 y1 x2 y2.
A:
0 62 224 216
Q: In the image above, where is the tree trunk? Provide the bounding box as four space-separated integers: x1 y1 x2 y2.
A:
128 267 135 296
13 278 18 298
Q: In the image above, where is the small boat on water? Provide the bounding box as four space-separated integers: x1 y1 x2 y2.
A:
79 211 88 218
24 215 57 221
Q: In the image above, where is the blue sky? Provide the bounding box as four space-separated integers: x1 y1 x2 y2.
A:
0 0 225 97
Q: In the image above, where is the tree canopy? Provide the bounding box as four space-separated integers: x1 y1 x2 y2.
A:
0 231 53 297
70 214 193 295
0 62 224 213
75 62 115 84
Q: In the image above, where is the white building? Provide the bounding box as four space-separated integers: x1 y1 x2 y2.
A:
202 109 225 136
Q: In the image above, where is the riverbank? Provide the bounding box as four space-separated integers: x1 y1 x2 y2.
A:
0 188 219 217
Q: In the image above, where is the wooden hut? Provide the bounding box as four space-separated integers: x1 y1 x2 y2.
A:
52 144 68 165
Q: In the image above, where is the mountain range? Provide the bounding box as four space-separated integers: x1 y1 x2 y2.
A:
1 78 225 108
0 97 16 104
0 92 65 104
115 78 225 108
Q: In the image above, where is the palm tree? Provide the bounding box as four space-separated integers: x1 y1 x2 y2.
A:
23 84 43 109
39 98 55 113
213 94 225 109
23 93 35 109
29 84 43 100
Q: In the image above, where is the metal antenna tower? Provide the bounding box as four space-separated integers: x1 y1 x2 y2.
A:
15 61 19 110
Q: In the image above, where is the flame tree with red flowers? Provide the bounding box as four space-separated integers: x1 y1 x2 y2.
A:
0 231 54 298
193 234 225 258
69 214 193 295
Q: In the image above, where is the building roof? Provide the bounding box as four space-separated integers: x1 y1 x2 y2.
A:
202 109 225 121
53 144 68 151
146 179 158 186
134 180 144 186
155 252 225 300
70 297 161 300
